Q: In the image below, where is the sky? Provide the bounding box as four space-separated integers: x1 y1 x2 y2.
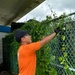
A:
17 0 75 22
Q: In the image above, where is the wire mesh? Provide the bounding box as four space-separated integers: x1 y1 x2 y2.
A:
49 21 75 75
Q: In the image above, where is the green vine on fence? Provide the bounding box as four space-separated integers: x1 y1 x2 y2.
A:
4 13 74 75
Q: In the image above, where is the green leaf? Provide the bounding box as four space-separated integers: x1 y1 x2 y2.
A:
64 65 69 70
64 52 68 57
58 57 63 61
62 47 65 51
61 35 66 40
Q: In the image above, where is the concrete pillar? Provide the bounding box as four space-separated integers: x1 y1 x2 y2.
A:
0 32 8 64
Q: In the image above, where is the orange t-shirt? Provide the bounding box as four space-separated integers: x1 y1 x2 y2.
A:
17 42 41 75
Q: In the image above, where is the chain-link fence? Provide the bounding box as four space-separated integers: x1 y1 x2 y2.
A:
48 21 75 75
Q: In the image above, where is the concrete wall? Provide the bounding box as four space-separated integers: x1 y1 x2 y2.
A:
0 32 8 64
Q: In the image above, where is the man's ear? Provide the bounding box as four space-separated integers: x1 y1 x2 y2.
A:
21 37 25 42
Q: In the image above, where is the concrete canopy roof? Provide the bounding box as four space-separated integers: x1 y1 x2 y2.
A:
0 0 44 25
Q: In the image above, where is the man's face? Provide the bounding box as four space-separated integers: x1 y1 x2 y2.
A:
21 34 32 44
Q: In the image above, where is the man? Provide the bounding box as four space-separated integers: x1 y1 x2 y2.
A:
14 27 60 75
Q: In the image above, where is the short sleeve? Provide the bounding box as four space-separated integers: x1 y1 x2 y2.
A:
22 42 41 55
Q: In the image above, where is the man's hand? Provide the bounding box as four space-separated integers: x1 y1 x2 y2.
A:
54 27 61 34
